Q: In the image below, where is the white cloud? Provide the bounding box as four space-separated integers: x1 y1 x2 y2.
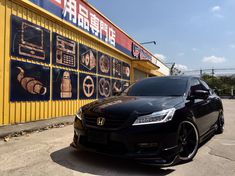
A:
192 48 199 52
202 56 226 64
154 53 167 62
229 44 235 48
210 5 224 18
178 52 185 56
175 64 189 71
211 6 221 12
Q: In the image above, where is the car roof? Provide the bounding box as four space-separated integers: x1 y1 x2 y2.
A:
146 75 200 80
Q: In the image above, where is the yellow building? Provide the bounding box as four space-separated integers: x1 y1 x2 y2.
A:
0 0 169 126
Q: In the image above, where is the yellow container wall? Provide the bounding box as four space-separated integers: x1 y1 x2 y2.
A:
0 0 131 126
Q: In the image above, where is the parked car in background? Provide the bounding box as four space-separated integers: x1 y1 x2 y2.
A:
71 76 224 166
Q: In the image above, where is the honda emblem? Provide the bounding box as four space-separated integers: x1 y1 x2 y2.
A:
97 117 105 126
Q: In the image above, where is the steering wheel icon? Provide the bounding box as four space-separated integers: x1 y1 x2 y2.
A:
83 76 95 97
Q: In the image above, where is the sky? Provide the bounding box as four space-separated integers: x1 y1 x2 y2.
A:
87 0 235 72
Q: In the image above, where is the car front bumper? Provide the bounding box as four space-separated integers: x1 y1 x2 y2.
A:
71 117 180 166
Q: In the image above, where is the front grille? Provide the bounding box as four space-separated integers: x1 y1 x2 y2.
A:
84 115 127 129
79 136 127 154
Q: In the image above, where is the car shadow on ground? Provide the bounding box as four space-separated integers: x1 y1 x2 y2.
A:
50 147 175 176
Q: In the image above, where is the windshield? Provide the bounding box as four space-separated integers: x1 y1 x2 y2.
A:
126 77 188 96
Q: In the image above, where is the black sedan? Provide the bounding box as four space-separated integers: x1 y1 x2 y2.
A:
71 76 224 166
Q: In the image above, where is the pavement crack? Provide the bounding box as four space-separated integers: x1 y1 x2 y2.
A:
206 145 235 162
214 138 235 141
4 159 51 173
208 152 235 162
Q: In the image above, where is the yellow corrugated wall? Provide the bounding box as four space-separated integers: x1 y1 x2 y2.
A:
0 0 131 126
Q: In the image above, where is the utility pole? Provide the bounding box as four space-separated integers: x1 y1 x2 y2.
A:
200 69 202 77
212 68 215 77
170 63 175 75
231 86 234 98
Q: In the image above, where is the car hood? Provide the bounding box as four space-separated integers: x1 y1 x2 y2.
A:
83 96 184 117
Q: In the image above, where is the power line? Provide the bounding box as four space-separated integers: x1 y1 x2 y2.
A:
184 68 235 73
181 68 235 77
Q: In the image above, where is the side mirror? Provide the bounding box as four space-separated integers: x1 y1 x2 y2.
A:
190 90 209 100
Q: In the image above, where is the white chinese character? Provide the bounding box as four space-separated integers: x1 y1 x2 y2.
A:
79 4 88 18
63 0 77 24
100 20 108 42
78 14 84 28
55 0 61 4
109 27 116 46
90 13 99 37
78 4 89 32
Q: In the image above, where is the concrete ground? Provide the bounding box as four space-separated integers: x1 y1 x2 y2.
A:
0 116 74 138
0 100 235 176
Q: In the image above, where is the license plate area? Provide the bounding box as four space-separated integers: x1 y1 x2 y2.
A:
87 130 108 144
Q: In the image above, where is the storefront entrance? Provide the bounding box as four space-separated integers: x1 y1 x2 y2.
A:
134 69 148 82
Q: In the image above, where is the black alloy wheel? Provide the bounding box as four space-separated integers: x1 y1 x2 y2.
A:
216 110 224 134
178 121 199 162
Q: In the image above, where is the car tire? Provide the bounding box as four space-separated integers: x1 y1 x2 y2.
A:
216 110 224 134
178 120 199 163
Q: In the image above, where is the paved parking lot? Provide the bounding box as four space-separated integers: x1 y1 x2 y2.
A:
0 100 235 176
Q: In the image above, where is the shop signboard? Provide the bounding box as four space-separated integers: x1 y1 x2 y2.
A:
11 15 50 64
79 44 97 73
52 33 78 69
52 68 78 100
98 52 111 76
79 73 97 99
30 0 157 66
98 77 111 99
112 79 122 95
10 60 50 101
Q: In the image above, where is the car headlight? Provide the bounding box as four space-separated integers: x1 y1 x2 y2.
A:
132 108 176 126
75 108 82 121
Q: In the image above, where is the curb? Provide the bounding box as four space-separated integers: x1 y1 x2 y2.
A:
0 116 74 139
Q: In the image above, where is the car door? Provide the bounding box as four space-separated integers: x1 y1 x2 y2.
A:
189 78 213 136
200 79 220 129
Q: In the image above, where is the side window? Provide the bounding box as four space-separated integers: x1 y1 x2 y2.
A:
190 78 201 92
200 80 212 94
190 78 208 92
200 80 210 90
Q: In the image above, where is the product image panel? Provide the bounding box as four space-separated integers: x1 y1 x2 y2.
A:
98 77 111 99
79 73 97 99
11 15 50 63
52 68 78 100
122 81 130 91
98 52 111 76
112 58 122 78
79 44 97 73
122 62 131 80
112 79 123 96
52 33 77 69
10 60 50 101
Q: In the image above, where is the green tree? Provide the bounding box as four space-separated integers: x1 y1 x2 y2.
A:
202 74 235 96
